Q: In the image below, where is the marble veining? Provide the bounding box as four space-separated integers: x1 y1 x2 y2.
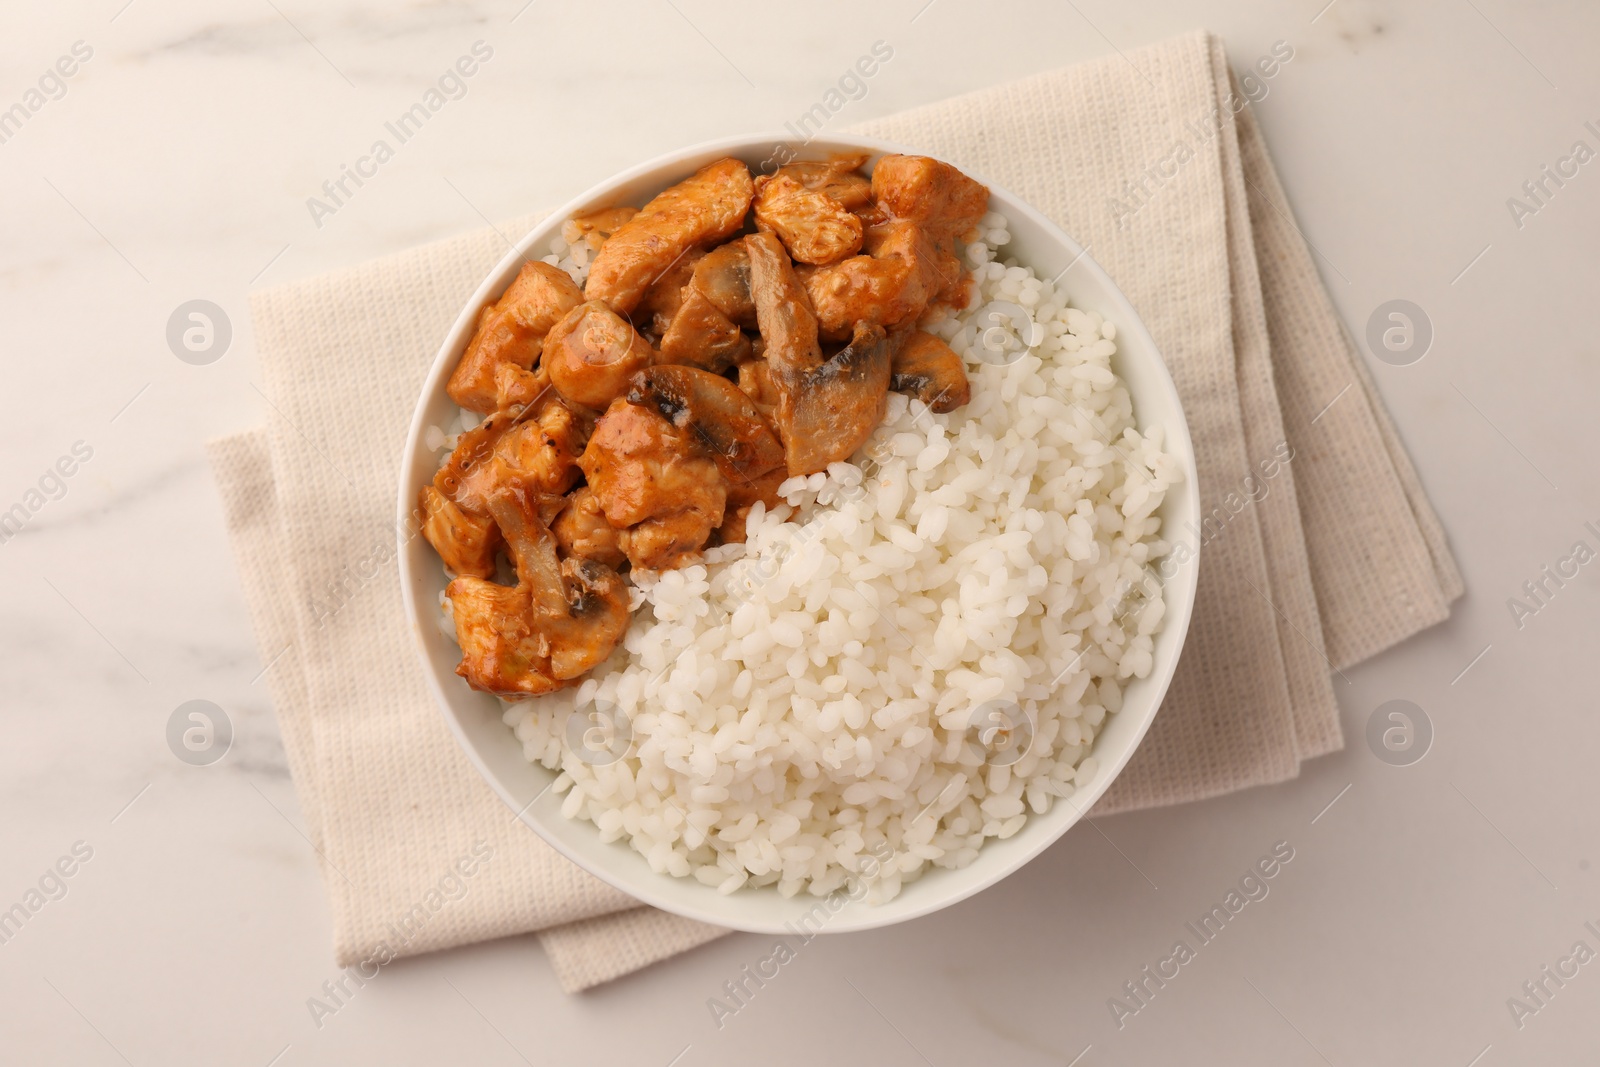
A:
2 1 1597 1063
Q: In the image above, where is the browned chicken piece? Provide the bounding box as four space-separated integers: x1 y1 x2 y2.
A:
454 401 592 513
618 510 723 572
735 358 781 424
579 402 706 529
776 155 872 210
867 154 990 243
544 300 659 411
446 578 559 697
800 220 961 342
746 233 892 476
418 484 501 578
447 486 630 698
793 156 986 343
448 262 584 414
561 205 639 250
658 286 750 372
584 157 755 314
579 399 727 571
626 365 785 485
637 247 707 336
714 507 756 546
715 467 788 545
434 412 513 511
890 329 971 413
492 360 554 415
692 241 756 328
551 485 627 569
753 173 864 266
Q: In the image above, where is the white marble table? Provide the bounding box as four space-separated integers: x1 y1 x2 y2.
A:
4 1 1597 1063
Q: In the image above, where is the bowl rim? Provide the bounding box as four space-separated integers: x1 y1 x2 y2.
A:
397 130 1200 933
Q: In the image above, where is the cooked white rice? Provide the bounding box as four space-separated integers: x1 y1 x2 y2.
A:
448 213 1179 902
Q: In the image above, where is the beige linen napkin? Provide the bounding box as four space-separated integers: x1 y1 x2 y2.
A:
209 29 1462 993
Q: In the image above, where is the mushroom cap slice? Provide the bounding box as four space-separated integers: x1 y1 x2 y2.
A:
746 232 891 476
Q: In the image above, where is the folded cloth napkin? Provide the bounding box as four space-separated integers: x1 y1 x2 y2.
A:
208 28 1462 993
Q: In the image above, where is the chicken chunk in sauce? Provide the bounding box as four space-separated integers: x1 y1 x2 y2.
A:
865 154 990 242
551 485 627 569
418 484 500 578
800 220 962 342
453 401 591 512
591 365 786 559
578 398 728 572
584 157 754 314
448 262 583 414
492 359 553 415
716 466 787 545
753 172 864 266
773 155 873 211
433 412 513 513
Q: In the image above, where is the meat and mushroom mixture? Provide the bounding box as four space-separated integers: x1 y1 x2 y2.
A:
422 154 989 697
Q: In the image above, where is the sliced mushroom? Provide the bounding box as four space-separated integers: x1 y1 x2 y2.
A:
447 485 630 697
657 286 750 372
746 232 891 476
692 240 756 328
543 300 658 411
651 241 757 372
890 328 970 413
625 364 785 484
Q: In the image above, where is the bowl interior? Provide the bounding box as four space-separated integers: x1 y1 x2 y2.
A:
397 133 1200 934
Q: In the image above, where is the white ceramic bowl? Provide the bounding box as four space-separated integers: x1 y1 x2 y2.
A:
397 133 1199 934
